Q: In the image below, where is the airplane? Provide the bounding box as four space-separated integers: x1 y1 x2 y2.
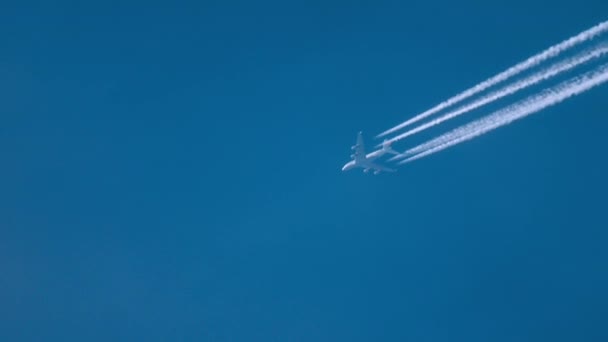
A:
341 131 399 175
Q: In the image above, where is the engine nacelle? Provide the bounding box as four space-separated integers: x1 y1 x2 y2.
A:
363 168 370 173
374 170 380 175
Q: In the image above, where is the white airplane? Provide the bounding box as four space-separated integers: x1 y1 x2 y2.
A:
341 131 399 174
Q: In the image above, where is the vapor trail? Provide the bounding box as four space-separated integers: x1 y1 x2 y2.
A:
382 45 608 146
376 20 608 138
398 61 608 158
397 63 608 165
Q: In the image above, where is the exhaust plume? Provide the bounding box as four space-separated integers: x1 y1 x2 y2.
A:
398 63 608 164
377 20 608 138
384 45 608 145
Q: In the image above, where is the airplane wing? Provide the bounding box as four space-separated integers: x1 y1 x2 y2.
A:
353 131 366 161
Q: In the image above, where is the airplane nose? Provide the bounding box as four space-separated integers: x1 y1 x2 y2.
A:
342 162 353 171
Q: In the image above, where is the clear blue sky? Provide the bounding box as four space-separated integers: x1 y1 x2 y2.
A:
2 1 608 341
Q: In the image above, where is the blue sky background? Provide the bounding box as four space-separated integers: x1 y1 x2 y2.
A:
2 1 608 341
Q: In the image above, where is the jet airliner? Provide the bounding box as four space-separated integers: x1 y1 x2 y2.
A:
341 131 399 174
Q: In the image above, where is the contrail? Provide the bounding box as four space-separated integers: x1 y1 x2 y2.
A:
397 63 608 165
381 45 608 146
397 61 608 158
376 20 608 139
398 63 608 161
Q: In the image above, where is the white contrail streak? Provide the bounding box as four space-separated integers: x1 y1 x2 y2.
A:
382 45 608 146
376 20 608 138
398 61 608 157
397 63 608 165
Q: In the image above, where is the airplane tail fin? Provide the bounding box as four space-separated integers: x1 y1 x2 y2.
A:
382 140 400 155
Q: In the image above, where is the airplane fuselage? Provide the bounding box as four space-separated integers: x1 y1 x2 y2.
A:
341 131 398 174
341 152 381 171
341 160 357 171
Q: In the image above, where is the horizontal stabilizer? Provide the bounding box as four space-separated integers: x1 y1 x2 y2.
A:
382 140 400 155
